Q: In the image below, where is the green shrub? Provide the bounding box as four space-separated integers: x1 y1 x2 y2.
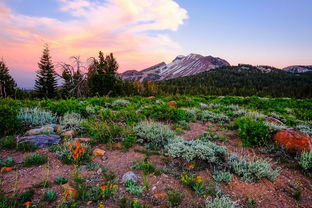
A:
115 109 145 125
123 136 137 150
167 190 183 207
141 105 189 122
213 171 232 183
54 176 68 185
133 157 159 175
22 153 48 167
200 110 230 124
60 112 83 133
0 157 14 168
17 107 57 127
33 180 51 188
125 179 145 195
42 190 57 202
235 117 270 146
82 120 129 144
16 189 35 203
134 121 177 150
165 139 227 163
229 155 280 182
111 99 130 110
0 136 16 149
0 104 21 136
205 195 237 208
299 151 312 170
185 108 201 121
17 142 37 152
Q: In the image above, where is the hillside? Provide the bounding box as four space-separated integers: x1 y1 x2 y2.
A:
158 65 312 98
0 96 312 207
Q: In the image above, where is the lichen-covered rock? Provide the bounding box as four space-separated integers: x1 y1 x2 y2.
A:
93 148 105 156
61 130 75 137
25 124 61 136
274 128 312 152
121 171 139 183
17 134 61 148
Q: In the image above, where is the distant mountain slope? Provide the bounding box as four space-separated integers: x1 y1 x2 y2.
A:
158 65 312 98
120 53 230 81
283 65 312 73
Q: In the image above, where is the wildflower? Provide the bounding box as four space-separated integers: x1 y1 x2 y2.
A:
133 199 139 204
196 176 203 183
101 185 107 189
25 201 31 208
187 163 195 170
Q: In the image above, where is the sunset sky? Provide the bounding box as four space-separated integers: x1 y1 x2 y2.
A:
1 0 312 89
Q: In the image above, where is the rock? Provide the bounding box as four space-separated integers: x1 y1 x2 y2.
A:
0 167 13 173
17 134 61 148
274 128 312 152
77 138 91 143
200 103 209 109
61 183 78 200
96 168 102 175
112 142 123 149
169 101 177 109
121 171 139 183
265 117 285 126
147 96 155 99
153 192 167 198
93 148 105 156
26 127 53 136
61 130 75 137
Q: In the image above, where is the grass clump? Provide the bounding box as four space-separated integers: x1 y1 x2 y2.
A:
123 135 137 150
133 157 160 175
167 189 183 207
17 142 37 152
213 171 232 183
0 157 14 168
33 180 51 188
16 189 35 203
134 121 177 150
0 136 16 149
235 117 270 146
22 153 48 167
125 179 145 195
299 151 312 170
54 176 68 185
42 190 57 202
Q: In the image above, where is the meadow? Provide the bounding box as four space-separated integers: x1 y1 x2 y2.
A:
0 96 311 208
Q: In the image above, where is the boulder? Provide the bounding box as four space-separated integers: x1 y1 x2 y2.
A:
265 117 285 126
169 101 177 109
0 167 13 173
93 148 105 156
25 124 62 136
17 134 61 148
274 128 312 152
112 142 123 149
121 171 139 183
61 130 75 137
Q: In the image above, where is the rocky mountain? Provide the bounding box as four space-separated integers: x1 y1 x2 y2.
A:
120 53 230 81
283 65 312 73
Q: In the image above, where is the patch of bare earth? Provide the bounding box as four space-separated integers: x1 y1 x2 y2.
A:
180 122 312 208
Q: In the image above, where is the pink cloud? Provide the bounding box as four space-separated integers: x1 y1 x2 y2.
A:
0 0 188 87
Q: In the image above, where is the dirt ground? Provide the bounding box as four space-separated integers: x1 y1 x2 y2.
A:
1 122 312 208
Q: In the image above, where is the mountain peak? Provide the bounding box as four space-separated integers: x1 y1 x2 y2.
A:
120 53 230 81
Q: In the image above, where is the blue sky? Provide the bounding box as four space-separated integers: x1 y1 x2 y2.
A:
1 0 312 88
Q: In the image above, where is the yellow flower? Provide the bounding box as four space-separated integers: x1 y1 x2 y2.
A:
196 176 203 183
133 199 139 204
98 202 105 208
113 184 118 189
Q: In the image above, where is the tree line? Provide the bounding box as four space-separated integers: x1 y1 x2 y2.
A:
1 45 312 99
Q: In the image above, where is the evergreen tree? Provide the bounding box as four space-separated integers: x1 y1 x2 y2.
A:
34 44 57 98
0 59 16 98
88 51 123 96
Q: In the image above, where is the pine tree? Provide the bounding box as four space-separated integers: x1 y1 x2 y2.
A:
34 44 57 98
0 59 16 98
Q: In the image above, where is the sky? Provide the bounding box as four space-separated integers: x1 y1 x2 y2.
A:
0 0 312 89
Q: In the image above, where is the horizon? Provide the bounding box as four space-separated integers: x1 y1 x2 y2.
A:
1 0 312 89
